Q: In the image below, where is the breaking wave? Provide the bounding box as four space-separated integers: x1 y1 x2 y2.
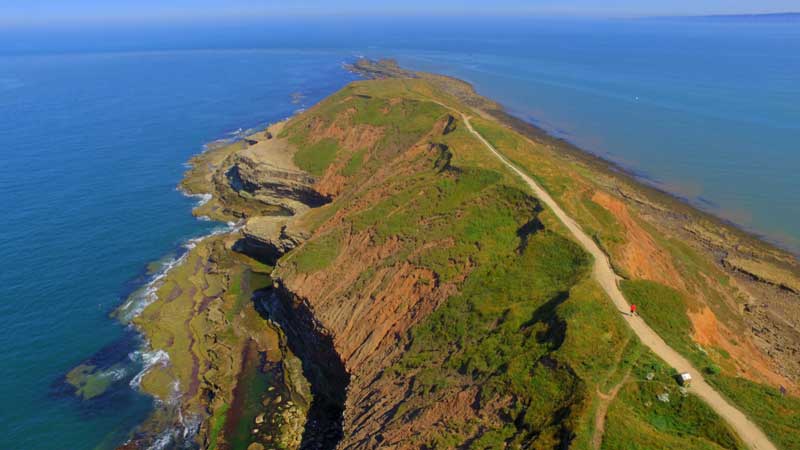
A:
129 349 170 389
116 219 239 323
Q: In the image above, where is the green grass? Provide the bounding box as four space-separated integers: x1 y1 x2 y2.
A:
293 138 340 176
602 350 744 450
470 117 577 198
290 102 597 444
269 78 752 449
341 149 365 176
292 232 341 273
554 279 635 388
579 196 626 266
619 280 714 368
352 96 446 134
620 281 691 339
390 231 591 447
708 375 800 450
350 166 535 282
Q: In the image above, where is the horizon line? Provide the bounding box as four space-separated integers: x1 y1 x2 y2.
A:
2 9 798 29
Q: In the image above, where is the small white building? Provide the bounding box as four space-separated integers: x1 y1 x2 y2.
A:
678 372 692 386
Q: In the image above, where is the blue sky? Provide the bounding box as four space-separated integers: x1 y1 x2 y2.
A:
3 0 799 26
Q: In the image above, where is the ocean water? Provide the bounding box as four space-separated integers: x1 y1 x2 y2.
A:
0 15 798 450
379 17 800 252
0 50 358 449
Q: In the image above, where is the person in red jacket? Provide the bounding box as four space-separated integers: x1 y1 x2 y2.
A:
630 304 637 316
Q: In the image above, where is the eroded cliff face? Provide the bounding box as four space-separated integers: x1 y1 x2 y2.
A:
121 64 800 450
261 83 605 448
226 150 330 214
257 72 799 449
180 121 327 222
269 112 472 446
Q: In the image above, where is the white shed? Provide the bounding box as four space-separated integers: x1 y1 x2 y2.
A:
678 372 692 386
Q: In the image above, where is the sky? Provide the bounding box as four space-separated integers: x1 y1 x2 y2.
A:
2 0 799 26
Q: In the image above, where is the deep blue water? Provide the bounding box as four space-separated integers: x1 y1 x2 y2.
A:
0 50 358 449
0 16 798 450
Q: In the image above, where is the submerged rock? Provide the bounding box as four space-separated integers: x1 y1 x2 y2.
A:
65 364 116 400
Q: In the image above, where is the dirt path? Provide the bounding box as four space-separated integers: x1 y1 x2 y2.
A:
461 114 777 450
593 371 630 450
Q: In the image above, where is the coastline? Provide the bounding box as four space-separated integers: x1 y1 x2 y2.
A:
362 60 800 261
112 119 330 450
75 58 799 449
348 60 800 292
492 105 800 259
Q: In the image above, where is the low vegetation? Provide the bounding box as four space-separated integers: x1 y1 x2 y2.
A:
460 79 800 448
274 77 750 448
708 375 800 450
113 68 799 449
391 231 591 447
291 232 341 273
293 138 340 176
621 281 694 353
602 347 744 450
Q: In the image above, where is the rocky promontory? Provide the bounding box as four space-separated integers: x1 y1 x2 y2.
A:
107 60 800 450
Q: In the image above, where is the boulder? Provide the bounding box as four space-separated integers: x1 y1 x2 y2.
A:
240 217 310 264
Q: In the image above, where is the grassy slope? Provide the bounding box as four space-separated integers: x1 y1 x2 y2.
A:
466 111 798 449
273 78 744 449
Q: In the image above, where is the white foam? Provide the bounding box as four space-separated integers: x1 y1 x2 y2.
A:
102 367 128 382
177 187 212 208
117 251 188 322
147 430 174 450
117 220 240 323
118 187 244 442
142 411 202 450
195 193 212 207
129 349 170 388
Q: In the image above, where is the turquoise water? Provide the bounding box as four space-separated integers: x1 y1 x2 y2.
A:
0 16 798 449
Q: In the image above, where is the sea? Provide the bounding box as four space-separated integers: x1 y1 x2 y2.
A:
0 15 798 450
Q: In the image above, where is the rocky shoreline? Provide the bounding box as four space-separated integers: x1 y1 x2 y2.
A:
113 118 349 450
66 59 799 450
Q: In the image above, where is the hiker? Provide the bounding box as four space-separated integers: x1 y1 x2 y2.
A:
630 304 637 316
780 385 787 396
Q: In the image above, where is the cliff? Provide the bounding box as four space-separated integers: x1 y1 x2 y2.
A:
115 60 800 450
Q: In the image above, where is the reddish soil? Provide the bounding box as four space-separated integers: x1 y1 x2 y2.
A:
592 191 684 289
689 306 796 392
